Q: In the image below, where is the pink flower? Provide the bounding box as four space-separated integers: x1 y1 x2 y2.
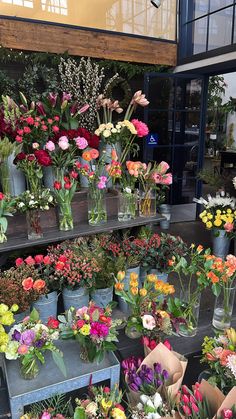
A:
15 135 23 143
76 306 88 318
78 104 89 114
182 405 191 416
23 126 31 134
17 344 29 355
45 141 55 152
142 314 156 330
52 125 59 132
75 136 88 150
97 182 106 189
26 117 34 125
224 222 234 233
24 256 35 265
222 409 233 418
40 412 51 419
16 257 24 267
131 119 149 137
163 339 172 350
213 346 223 358
58 136 69 150
162 173 173 185
191 403 199 413
32 142 39 149
90 322 109 337
152 173 163 184
158 161 170 174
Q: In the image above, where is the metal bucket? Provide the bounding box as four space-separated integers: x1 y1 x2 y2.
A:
62 287 89 311
31 291 58 323
90 286 113 308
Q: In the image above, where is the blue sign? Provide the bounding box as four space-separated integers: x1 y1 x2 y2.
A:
147 133 158 147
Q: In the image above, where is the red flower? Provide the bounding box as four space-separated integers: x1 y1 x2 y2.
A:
114 404 124 412
77 319 85 329
0 192 4 201
52 125 59 132
23 126 31 134
149 340 157 350
34 254 44 264
64 182 72 190
15 257 24 266
54 181 62 190
34 150 52 167
47 316 60 329
26 117 34 125
41 125 48 131
15 135 23 143
99 315 111 326
17 129 24 135
163 339 172 350
14 152 26 162
27 155 35 162
55 261 65 271
43 255 51 265
89 134 100 149
103 387 110 393
59 255 67 263
64 176 70 182
70 170 78 179
24 256 35 265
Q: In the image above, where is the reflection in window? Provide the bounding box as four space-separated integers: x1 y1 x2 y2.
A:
2 0 33 7
41 0 67 15
193 16 208 54
194 0 209 19
208 6 233 50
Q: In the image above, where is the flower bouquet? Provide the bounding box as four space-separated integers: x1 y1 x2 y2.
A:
115 271 175 339
1 308 66 380
15 188 54 239
74 385 126 419
20 394 70 419
53 171 78 231
131 392 177 419
0 192 15 243
201 328 236 394
58 303 121 363
0 303 18 352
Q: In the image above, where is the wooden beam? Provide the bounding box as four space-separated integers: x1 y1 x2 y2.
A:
0 18 177 66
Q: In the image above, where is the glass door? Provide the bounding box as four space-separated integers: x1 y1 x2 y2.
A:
143 73 208 219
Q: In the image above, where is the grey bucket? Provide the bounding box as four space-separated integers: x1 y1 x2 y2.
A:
31 291 58 323
149 269 168 282
159 204 171 230
90 286 114 308
211 229 230 259
62 287 89 311
118 266 140 315
139 266 149 285
43 166 55 190
4 154 26 196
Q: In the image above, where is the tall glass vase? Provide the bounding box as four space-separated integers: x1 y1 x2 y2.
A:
0 222 7 244
26 209 43 240
212 285 235 330
118 190 137 221
139 185 156 217
20 356 39 380
88 187 107 226
58 202 74 231
179 288 201 337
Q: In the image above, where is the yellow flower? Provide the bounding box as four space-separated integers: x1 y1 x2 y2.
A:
139 288 147 297
115 282 124 291
79 325 91 336
147 274 157 283
130 279 138 287
214 219 222 227
154 281 164 292
101 399 113 413
111 407 126 419
11 304 19 313
202 216 208 223
117 271 125 281
20 415 31 419
84 314 90 321
200 210 206 218
130 272 138 281
0 331 9 347
216 210 221 215
227 217 233 223
206 221 213 229
207 213 213 219
163 284 175 295
0 312 14 326
157 310 170 319
130 287 138 296
0 304 9 316
227 209 232 214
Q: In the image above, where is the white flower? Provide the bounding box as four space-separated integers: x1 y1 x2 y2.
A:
5 341 19 360
146 400 154 409
142 314 156 330
111 128 117 133
227 354 236 379
103 129 111 138
216 335 229 345
193 193 236 209
153 393 162 409
48 196 53 203
18 202 25 208
140 395 150 405
124 187 132 194
29 200 36 206
136 403 143 411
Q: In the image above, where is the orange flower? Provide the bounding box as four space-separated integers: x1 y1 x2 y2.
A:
139 288 147 297
168 258 175 266
111 148 118 161
205 352 216 361
197 245 203 253
82 150 92 161
207 271 219 283
90 148 99 159
147 274 157 283
130 279 138 287
130 272 139 281
115 282 124 291
117 271 125 281
131 287 138 296
156 310 170 318
219 349 235 366
22 277 34 291
33 279 46 291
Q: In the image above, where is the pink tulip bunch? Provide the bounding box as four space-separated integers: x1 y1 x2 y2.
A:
178 383 210 418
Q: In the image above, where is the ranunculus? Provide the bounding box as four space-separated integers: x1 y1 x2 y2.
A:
131 119 149 137
33 279 46 291
58 136 69 150
34 254 44 264
15 135 23 143
15 257 24 267
43 255 51 265
25 256 35 265
222 409 233 418
142 314 156 330
22 277 34 291
45 140 55 152
34 150 52 166
26 116 34 125
23 126 31 134
75 136 88 150
47 317 60 329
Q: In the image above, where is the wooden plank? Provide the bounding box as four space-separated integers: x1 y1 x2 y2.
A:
0 18 177 66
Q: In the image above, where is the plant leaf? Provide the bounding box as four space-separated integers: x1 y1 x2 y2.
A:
52 350 67 377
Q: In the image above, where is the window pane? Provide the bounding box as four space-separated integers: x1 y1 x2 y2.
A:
193 17 208 54
172 177 197 204
175 111 200 145
194 0 209 18
209 0 234 12
176 78 202 110
147 111 173 146
173 146 198 177
146 146 173 166
148 77 174 109
208 6 233 50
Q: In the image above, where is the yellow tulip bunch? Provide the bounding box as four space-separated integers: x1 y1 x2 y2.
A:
199 208 236 230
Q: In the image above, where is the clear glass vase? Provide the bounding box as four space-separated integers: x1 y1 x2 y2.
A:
80 344 90 363
139 185 156 217
26 209 43 240
58 202 74 231
179 289 201 337
20 356 39 380
118 190 137 221
88 187 107 226
0 160 11 194
125 316 142 339
212 285 235 330
0 222 7 244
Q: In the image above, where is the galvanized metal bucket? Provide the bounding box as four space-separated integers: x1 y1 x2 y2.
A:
90 286 114 308
62 287 89 311
32 291 58 323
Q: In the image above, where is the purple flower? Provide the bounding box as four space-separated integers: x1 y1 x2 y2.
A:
133 376 142 387
36 101 46 116
48 92 58 107
154 362 162 375
90 322 109 338
139 365 154 384
155 379 163 387
20 330 36 346
34 339 44 348
121 356 143 372
62 92 72 102
129 383 139 392
162 369 169 381
12 329 21 342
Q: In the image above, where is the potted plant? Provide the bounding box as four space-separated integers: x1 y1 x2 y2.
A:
0 192 15 243
15 188 54 240
1 308 66 380
58 303 121 363
0 263 47 323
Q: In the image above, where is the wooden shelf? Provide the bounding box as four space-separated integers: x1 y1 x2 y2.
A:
0 215 164 253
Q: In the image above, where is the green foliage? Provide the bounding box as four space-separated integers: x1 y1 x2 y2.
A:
18 64 59 101
0 70 16 98
28 394 71 418
98 59 169 79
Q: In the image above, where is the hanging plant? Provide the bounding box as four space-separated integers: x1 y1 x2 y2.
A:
105 76 132 109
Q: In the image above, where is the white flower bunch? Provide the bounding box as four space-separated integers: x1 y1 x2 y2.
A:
193 192 236 209
132 393 174 419
16 189 54 212
227 354 236 379
95 120 137 142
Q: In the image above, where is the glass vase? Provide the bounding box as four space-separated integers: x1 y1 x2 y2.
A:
179 289 201 337
58 202 74 231
0 160 11 194
125 316 142 339
88 187 107 226
212 285 235 331
20 356 39 380
139 185 156 217
118 190 137 221
80 344 90 363
0 222 7 244
26 209 43 240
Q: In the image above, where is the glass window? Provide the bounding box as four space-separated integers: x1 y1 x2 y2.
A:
148 77 174 109
175 111 200 145
209 0 234 12
147 111 173 146
194 0 209 18
193 16 208 54
208 6 233 50
176 78 202 110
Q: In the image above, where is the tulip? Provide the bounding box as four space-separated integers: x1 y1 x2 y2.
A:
182 394 189 404
182 385 190 395
194 389 203 402
182 405 191 416
154 362 162 374
117 271 125 281
226 328 236 346
191 402 199 413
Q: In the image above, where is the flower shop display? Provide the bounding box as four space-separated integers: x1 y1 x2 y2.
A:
0 303 18 352
201 328 236 393
53 172 77 231
76 148 107 225
74 385 126 419
1 308 66 380
203 254 236 330
0 192 15 243
167 244 213 337
58 303 121 363
130 392 177 419
178 382 212 418
138 161 172 218
115 271 175 339
20 394 70 419
15 188 54 239
194 193 236 258
0 263 47 321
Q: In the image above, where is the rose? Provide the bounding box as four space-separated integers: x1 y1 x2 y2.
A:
47 317 60 329
45 140 55 152
34 254 44 264
90 149 99 159
34 150 52 166
33 279 46 291
158 161 170 174
15 257 24 267
141 314 156 330
43 255 51 265
58 136 69 150
25 256 35 265
22 277 34 291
